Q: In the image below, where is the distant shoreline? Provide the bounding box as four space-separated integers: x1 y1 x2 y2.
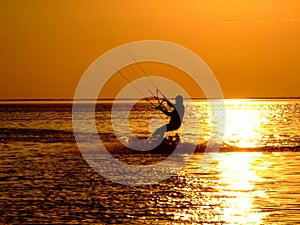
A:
0 97 300 102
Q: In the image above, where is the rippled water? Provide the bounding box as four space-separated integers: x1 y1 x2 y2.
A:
1 99 299 148
1 100 300 224
1 143 300 224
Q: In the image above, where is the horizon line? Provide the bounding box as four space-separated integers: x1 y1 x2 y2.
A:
0 96 300 101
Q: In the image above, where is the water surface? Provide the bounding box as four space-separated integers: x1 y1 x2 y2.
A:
1 99 300 224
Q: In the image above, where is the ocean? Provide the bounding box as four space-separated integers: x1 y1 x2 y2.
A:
1 99 300 224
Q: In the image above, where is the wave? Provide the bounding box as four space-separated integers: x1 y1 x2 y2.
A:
0 128 75 143
105 138 300 154
1 128 299 153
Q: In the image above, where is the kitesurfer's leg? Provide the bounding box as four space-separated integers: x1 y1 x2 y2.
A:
151 124 167 144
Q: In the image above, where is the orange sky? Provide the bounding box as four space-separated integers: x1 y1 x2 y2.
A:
0 0 299 99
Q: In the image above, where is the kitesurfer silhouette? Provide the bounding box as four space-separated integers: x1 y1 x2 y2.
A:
151 95 184 142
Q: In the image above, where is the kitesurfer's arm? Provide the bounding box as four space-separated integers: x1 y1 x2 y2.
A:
157 105 171 116
163 97 174 108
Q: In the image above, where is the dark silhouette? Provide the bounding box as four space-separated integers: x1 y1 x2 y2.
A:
151 95 185 142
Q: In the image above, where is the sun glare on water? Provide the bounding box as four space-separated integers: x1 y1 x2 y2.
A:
168 153 268 224
192 100 270 148
224 107 266 148
206 100 270 148
217 153 268 224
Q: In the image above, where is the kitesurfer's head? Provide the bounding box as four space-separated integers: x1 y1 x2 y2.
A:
175 95 183 105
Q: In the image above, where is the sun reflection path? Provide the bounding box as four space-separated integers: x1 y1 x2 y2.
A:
217 153 268 224
167 153 269 224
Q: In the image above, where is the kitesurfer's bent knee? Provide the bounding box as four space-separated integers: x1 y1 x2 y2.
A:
152 125 167 137
166 122 181 132
152 122 181 139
